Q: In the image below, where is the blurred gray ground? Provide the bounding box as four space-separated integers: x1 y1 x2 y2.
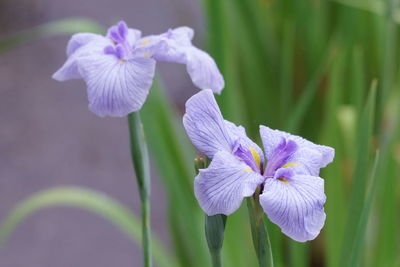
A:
0 0 203 266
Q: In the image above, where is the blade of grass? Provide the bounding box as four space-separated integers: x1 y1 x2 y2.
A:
330 0 400 24
340 81 377 267
0 186 176 267
319 44 346 267
377 0 398 128
373 92 400 266
226 0 278 132
349 151 380 267
350 47 366 114
285 40 339 133
127 112 152 267
279 20 295 123
374 157 399 266
203 0 241 121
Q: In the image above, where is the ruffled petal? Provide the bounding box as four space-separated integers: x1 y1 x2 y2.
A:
183 90 235 158
126 29 142 45
164 26 194 46
53 36 111 81
135 26 193 61
76 54 156 117
195 150 265 216
138 27 224 93
259 126 334 168
260 174 326 242
132 38 169 59
184 46 225 93
66 33 105 56
284 147 325 176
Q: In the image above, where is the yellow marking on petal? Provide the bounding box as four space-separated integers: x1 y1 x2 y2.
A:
281 162 300 168
244 168 253 172
249 147 261 167
140 39 150 45
278 177 289 184
142 53 150 58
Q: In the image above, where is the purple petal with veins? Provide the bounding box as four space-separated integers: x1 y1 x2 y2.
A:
233 141 261 173
264 138 298 176
182 91 335 242
54 21 225 117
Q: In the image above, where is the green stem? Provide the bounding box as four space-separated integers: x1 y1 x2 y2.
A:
128 112 152 267
247 187 274 267
210 249 222 267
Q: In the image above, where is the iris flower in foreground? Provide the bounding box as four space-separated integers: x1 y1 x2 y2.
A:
183 90 334 242
53 21 224 117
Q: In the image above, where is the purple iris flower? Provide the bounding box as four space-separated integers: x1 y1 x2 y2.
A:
53 21 224 117
183 90 334 242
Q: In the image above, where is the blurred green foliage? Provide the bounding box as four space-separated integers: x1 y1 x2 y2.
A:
0 0 399 266
203 0 400 266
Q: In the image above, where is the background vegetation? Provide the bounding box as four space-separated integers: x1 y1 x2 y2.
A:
0 0 399 266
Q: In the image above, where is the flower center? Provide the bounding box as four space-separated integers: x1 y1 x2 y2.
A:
233 141 262 173
264 138 298 177
104 21 132 60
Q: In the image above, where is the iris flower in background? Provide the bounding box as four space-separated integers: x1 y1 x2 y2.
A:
53 21 224 117
183 90 334 242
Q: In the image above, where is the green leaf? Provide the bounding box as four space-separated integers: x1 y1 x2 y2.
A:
349 151 380 267
0 186 177 267
279 20 295 122
372 91 400 266
203 0 243 122
378 0 398 128
285 41 339 133
330 0 400 24
340 81 377 267
127 112 152 267
322 50 347 267
0 18 104 54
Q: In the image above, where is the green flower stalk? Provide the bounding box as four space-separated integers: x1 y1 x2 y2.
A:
247 188 274 267
128 112 152 267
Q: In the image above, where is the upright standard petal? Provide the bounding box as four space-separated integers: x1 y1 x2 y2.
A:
106 21 142 46
195 150 265 216
260 173 326 242
140 27 224 93
259 125 334 168
183 90 234 158
76 54 156 117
